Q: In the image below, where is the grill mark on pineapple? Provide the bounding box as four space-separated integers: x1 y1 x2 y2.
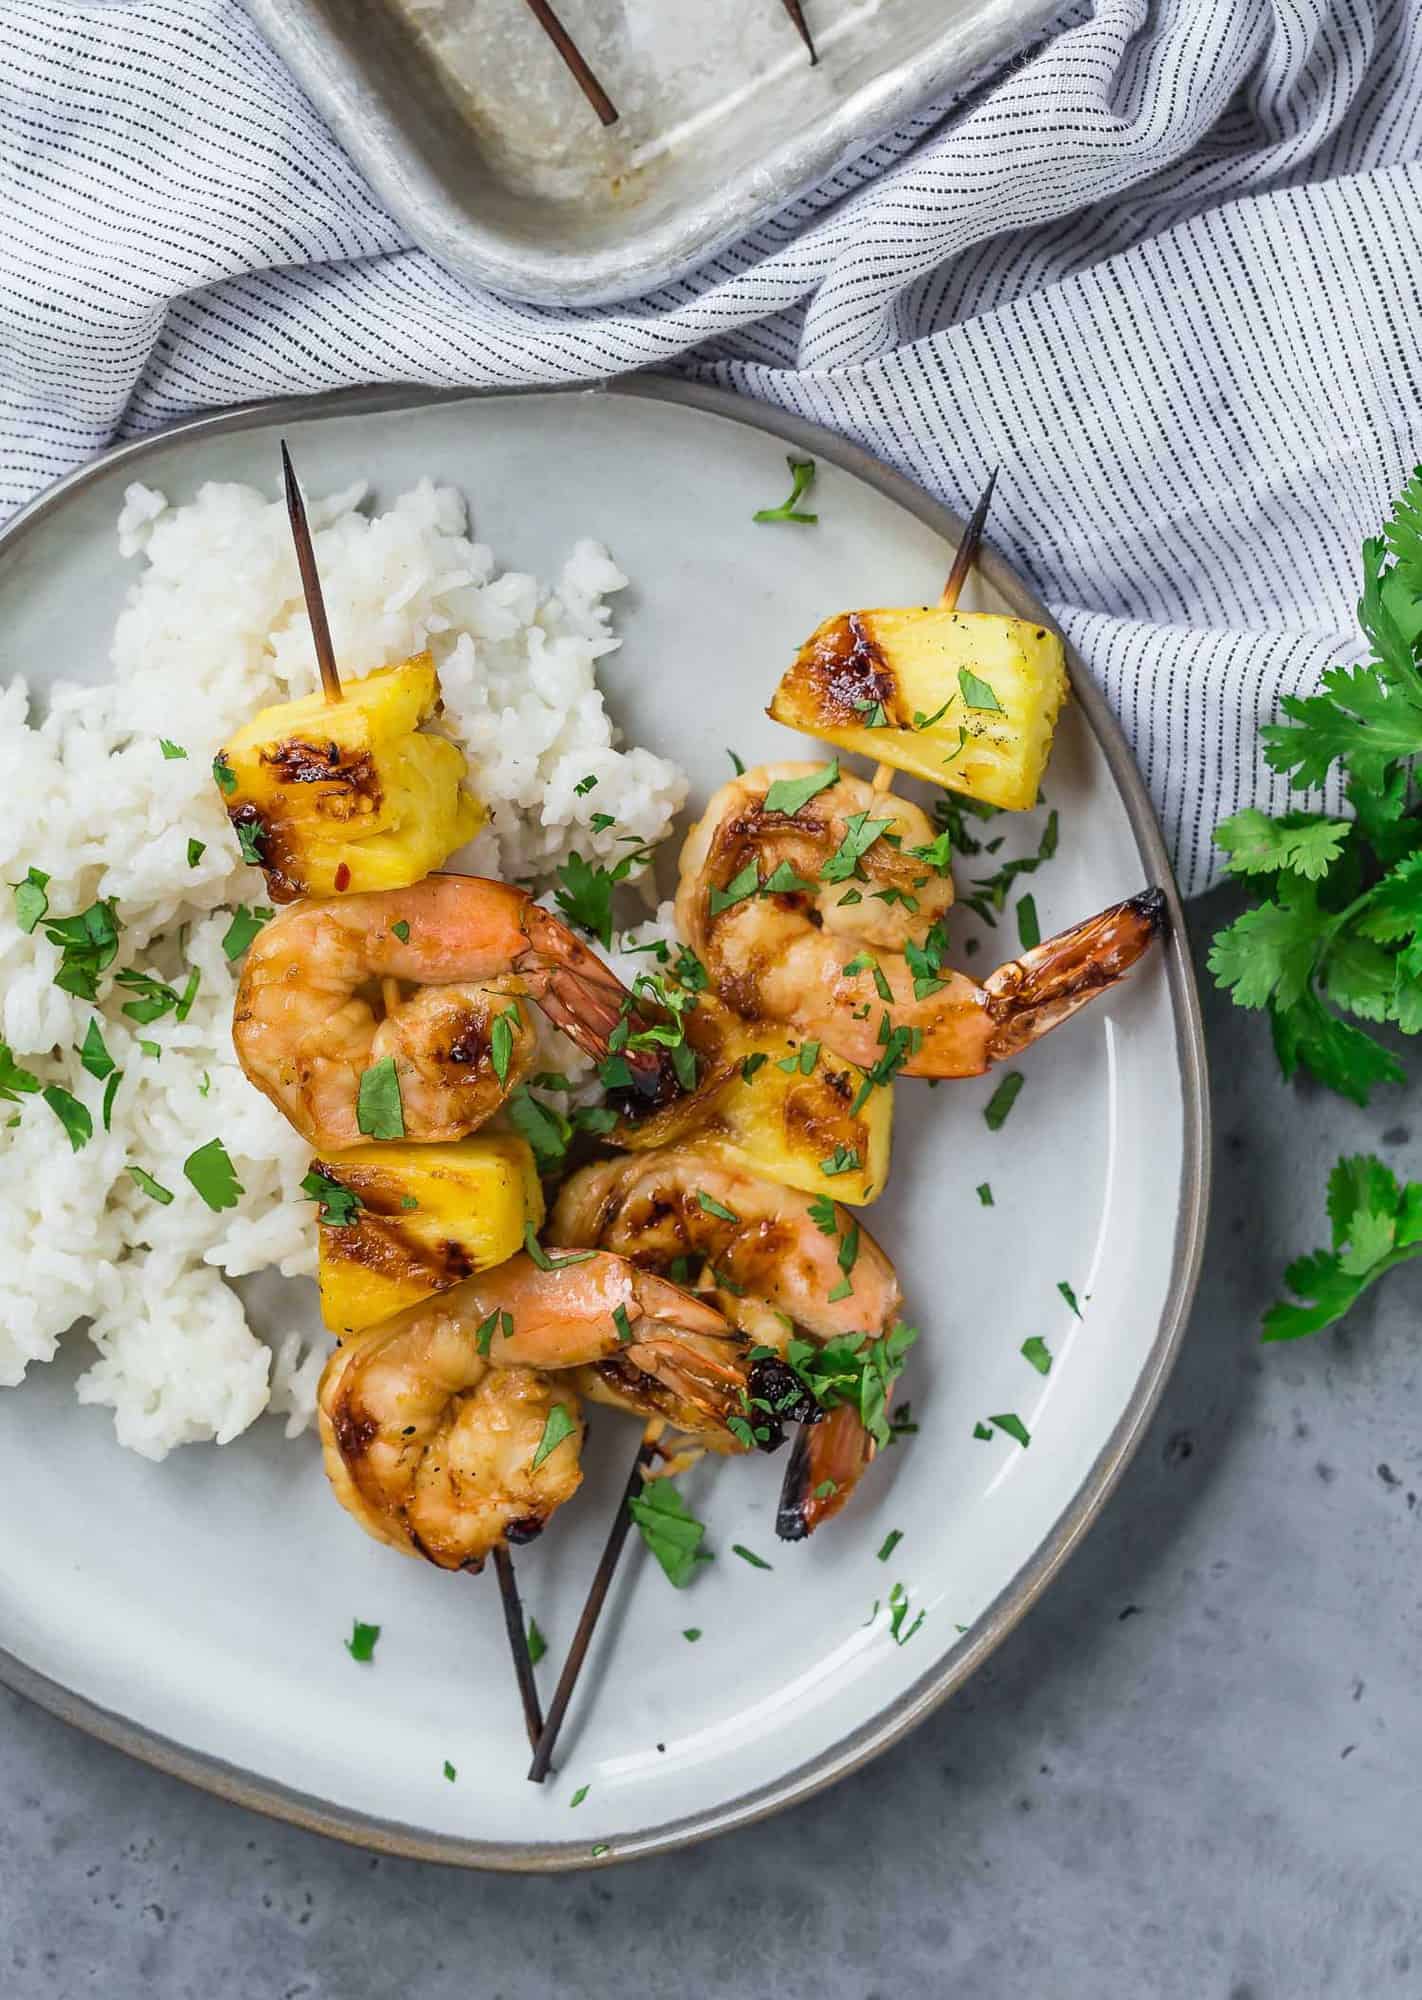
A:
262 738 383 820
784 612 908 728
322 1207 474 1294
225 801 307 902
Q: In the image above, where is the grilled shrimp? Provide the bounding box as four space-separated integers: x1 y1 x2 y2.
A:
320 1345 585 1571
676 763 1165 1076
319 1248 782 1569
234 874 675 1151
551 1148 904 1537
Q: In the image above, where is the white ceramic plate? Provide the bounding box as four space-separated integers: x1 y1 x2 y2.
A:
0 382 1208 1869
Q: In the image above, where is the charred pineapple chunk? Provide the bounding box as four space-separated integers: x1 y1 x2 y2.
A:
309 1134 543 1334
769 608 1067 812
611 993 890 1206
218 653 482 901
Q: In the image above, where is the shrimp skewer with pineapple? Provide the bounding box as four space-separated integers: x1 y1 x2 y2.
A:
679 470 1167 1072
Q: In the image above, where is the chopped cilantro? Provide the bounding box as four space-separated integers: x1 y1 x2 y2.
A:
0 1043 41 1106
574 773 598 795
1021 1336 1052 1375
727 749 745 775
818 1145 861 1178
186 838 206 869
913 699 953 731
569 1785 589 1808
682 1627 702 1642
220 904 272 959
490 1004 521 1087
184 1137 243 1210
821 812 894 884
740 1051 769 1084
958 667 1003 712
43 1085 91 1152
877 1529 902 1563
506 1086 573 1173
696 1190 740 1224
235 818 265 866
708 861 760 917
443 1761 457 1782
356 1058 404 1139
887 1580 925 1645
526 1617 547 1666
1016 893 1041 951
807 1194 837 1234
983 1071 1025 1129
612 1303 634 1345
126 1164 174 1205
976 1182 993 1206
984 1412 1030 1448
300 1167 363 1227
12 867 49 934
43 899 121 1001
522 1224 596 1272
589 811 615 832
1057 1280 1082 1317
101 1071 123 1129
732 1543 772 1570
212 754 237 796
629 1478 713 1587
345 1620 380 1663
531 1402 578 1471
78 1019 116 1081
973 1421 994 1440
761 860 814 895
753 455 817 525
762 761 838 817
390 919 410 943
779 1320 916 1449
160 739 186 760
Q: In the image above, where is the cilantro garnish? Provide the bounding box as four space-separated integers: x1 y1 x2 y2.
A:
1057 1280 1082 1317
778 1321 917 1449
220 904 273 960
127 1164 175 1206
345 1620 380 1663
629 1479 713 1587
760 761 838 819
913 699 953 732
958 667 1003 713
115 965 198 1026
0 1042 41 1106
212 754 237 796
234 819 265 866
740 1051 769 1085
976 1182 993 1206
727 749 745 775
186 838 206 869
807 1193 837 1235
101 1071 123 1130
818 1145 860 1177
752 455 817 525
612 1303 634 1345
589 811 615 833
682 1627 702 1642
708 861 759 917
696 1190 740 1224
300 1167 363 1227
506 1086 573 1172
526 1617 547 1666
887 1581 925 1646
356 1058 404 1139
531 1402 578 1470
569 1785 589 1808
731 1543 772 1570
473 1308 512 1357
42 899 121 1001
443 1761 457 1782
160 738 186 760
490 1004 521 1087
12 867 49 934
983 1071 1024 1129
553 842 654 949
877 1529 902 1562
821 812 894 884
1021 1336 1052 1374
1016 893 1040 951
574 773 598 795
1261 1154 1422 1339
522 1224 595 1272
981 1412 1030 1448
43 1086 91 1152
183 1137 243 1211
390 919 410 943
761 860 814 895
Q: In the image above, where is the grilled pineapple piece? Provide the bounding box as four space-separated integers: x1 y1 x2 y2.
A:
218 653 482 901
769 608 1068 812
309 1134 543 1334
611 993 890 1206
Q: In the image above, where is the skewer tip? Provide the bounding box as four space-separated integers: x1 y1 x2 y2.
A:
779 0 818 62
940 465 1001 612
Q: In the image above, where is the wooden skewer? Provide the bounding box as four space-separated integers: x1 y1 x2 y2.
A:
281 440 343 706
778 0 818 63
527 1419 663 1783
493 1544 547 1751
521 0 619 126
870 466 1000 791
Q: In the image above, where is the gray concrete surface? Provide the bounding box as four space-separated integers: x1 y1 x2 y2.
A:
4 883 1421 1999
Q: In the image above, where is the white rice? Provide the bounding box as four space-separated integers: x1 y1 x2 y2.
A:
0 477 686 1458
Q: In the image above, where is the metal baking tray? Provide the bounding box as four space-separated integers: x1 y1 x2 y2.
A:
249 0 1062 306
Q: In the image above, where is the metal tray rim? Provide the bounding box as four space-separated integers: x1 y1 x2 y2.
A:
247 0 1066 306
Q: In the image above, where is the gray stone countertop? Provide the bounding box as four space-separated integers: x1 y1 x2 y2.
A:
4 883 1420 2000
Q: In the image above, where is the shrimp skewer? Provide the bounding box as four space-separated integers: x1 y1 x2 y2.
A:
551 1148 904 1536
676 761 1165 1076
234 875 679 1152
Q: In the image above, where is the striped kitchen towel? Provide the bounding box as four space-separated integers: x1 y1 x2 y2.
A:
3 0 1420 891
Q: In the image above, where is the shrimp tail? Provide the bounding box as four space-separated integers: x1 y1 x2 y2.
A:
517 905 682 1104
621 1331 788 1451
775 1404 875 1540
980 886 1167 1063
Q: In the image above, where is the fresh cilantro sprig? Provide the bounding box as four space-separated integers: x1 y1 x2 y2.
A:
1262 1154 1422 1341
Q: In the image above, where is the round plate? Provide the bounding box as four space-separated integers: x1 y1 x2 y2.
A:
0 380 1208 1868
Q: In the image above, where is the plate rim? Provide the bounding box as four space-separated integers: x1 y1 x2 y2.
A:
0 376 1211 1871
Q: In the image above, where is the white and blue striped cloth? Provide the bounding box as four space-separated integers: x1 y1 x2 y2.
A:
4 0 1420 892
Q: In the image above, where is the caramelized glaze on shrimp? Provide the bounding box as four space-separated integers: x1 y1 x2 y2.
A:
676 763 1165 1076
551 1148 903 1536
234 874 675 1150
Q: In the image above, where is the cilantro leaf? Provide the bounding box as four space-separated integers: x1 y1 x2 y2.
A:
356 1058 404 1139
345 1620 380 1663
221 904 273 960
127 1164 175 1205
1206 882 1322 1011
983 1071 1024 1129
1214 809 1352 882
629 1479 713 1587
1021 1335 1052 1374
300 1167 363 1227
1263 1153 1422 1340
43 1084 92 1151
0 1042 42 1105
753 455 817 525
12 867 49 934
506 1086 572 1173
183 1137 243 1211
531 1401 578 1470
821 813 894 884
762 762 839 817
958 667 1003 713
